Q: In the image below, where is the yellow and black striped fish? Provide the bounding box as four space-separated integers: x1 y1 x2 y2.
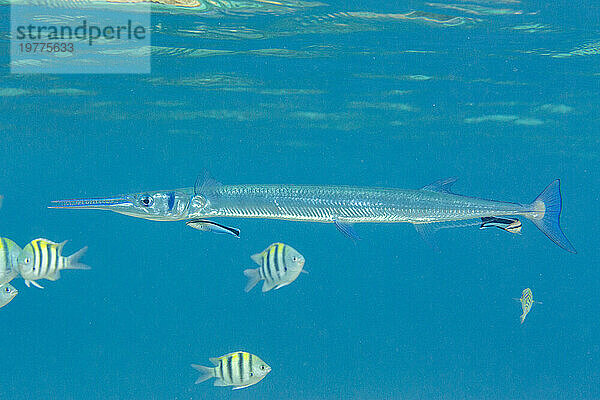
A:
191 351 271 390
244 242 306 292
16 238 90 289
0 237 21 286
514 288 542 324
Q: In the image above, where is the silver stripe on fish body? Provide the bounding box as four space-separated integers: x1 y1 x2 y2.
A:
193 184 527 223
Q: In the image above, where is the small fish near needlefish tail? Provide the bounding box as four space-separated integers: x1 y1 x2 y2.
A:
16 238 90 288
191 351 271 390
244 243 306 293
480 217 522 234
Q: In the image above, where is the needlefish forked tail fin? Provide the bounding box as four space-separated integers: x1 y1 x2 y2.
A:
526 179 576 254
414 179 575 253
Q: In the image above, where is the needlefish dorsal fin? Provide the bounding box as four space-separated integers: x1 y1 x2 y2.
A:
194 172 223 197
421 177 458 194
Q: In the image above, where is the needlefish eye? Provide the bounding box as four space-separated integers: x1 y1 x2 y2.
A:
140 195 154 207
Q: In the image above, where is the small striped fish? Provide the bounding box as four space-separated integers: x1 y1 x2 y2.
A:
244 243 306 293
0 237 21 286
17 238 90 289
0 283 18 309
514 288 542 324
191 351 271 390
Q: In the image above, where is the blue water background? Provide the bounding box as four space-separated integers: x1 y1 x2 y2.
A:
1 0 599 398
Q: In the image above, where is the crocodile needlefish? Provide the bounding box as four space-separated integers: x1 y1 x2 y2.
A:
48 177 576 253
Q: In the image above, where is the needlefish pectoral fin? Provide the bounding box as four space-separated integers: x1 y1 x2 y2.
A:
186 219 240 238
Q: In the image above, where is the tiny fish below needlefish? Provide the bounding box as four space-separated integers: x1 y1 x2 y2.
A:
244 243 306 293
186 219 240 238
0 237 21 286
17 238 90 289
191 351 271 390
514 288 542 324
0 283 18 309
480 216 522 234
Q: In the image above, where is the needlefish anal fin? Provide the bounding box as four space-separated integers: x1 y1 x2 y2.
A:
333 219 360 241
421 177 458 194
413 219 483 252
186 219 240 238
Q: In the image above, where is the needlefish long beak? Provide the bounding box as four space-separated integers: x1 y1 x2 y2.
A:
49 197 131 210
49 190 193 221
